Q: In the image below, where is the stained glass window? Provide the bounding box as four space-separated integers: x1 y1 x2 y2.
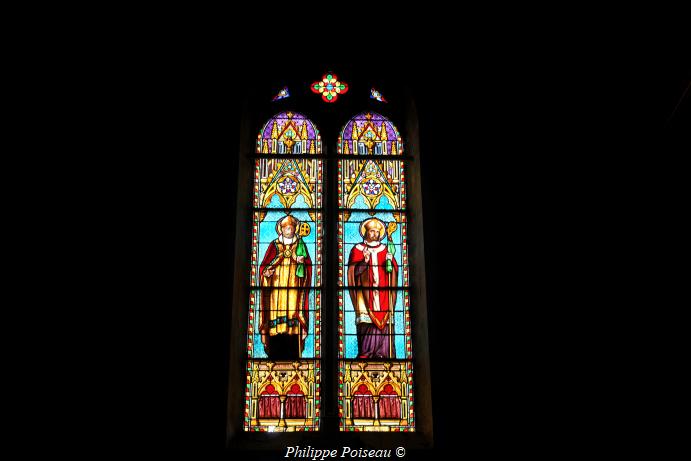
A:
231 78 432 443
245 111 323 432
370 88 387 103
273 87 290 101
311 73 349 103
337 112 415 431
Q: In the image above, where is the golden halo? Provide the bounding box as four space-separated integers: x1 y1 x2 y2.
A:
359 218 387 240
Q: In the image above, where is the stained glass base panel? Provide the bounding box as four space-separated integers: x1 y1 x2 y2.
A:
338 361 414 432
244 360 320 432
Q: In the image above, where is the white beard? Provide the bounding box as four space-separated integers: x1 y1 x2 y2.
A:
279 235 296 244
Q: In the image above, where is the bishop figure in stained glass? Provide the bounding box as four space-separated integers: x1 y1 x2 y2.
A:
347 218 398 359
259 215 312 359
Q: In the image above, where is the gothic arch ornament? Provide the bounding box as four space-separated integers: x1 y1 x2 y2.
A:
338 112 402 156
256 111 322 155
344 159 399 210
262 160 315 209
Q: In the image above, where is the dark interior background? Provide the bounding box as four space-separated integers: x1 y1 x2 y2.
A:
105 42 688 456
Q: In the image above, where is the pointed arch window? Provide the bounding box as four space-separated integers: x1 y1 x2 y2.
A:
228 82 432 447
244 111 323 432
337 112 414 431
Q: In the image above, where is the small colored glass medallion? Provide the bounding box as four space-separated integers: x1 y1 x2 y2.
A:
370 88 387 103
272 86 290 101
362 179 381 196
311 73 349 103
277 177 298 194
